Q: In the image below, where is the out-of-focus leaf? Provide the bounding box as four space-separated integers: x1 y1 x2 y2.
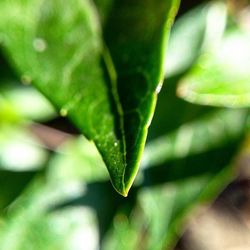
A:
147 76 214 141
149 0 227 139
0 126 47 171
165 1 227 77
0 96 21 124
0 178 99 250
92 0 113 24
0 170 36 212
178 29 250 108
49 136 108 183
102 210 141 250
143 109 248 167
137 166 233 250
1 86 56 122
165 3 208 77
0 53 56 123
0 135 128 250
0 51 17 82
0 0 180 195
0 136 110 249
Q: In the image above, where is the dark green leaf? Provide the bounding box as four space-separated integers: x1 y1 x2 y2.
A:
0 170 36 212
147 76 214 141
0 0 127 194
143 109 248 167
100 0 180 194
0 0 180 195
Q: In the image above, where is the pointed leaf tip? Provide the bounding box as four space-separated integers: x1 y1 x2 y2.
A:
0 0 180 196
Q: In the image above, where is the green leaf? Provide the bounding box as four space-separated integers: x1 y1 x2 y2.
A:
143 109 248 167
103 150 243 250
137 167 234 250
0 136 121 250
0 53 56 122
138 109 249 249
1 108 248 249
0 0 127 194
0 0 180 195
0 170 36 212
178 28 250 108
165 3 210 77
104 109 249 250
147 76 214 141
0 177 99 250
100 0 180 194
1 86 56 122
0 126 48 171
48 136 109 183
0 85 56 122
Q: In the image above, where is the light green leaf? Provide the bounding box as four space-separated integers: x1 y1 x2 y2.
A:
48 136 109 183
0 136 110 250
143 109 248 167
0 126 48 171
0 0 180 195
1 86 56 122
0 178 99 250
0 0 127 194
165 3 209 77
178 29 250 108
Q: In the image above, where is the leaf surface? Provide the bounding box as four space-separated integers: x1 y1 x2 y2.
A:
100 0 180 193
0 0 179 195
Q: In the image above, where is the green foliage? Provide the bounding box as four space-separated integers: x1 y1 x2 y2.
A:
178 28 250 107
0 1 250 250
0 0 179 196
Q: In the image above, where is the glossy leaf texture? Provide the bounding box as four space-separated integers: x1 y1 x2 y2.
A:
99 0 180 194
177 11 250 108
0 0 180 196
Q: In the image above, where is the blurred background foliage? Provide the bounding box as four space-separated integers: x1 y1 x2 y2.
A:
0 0 250 249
